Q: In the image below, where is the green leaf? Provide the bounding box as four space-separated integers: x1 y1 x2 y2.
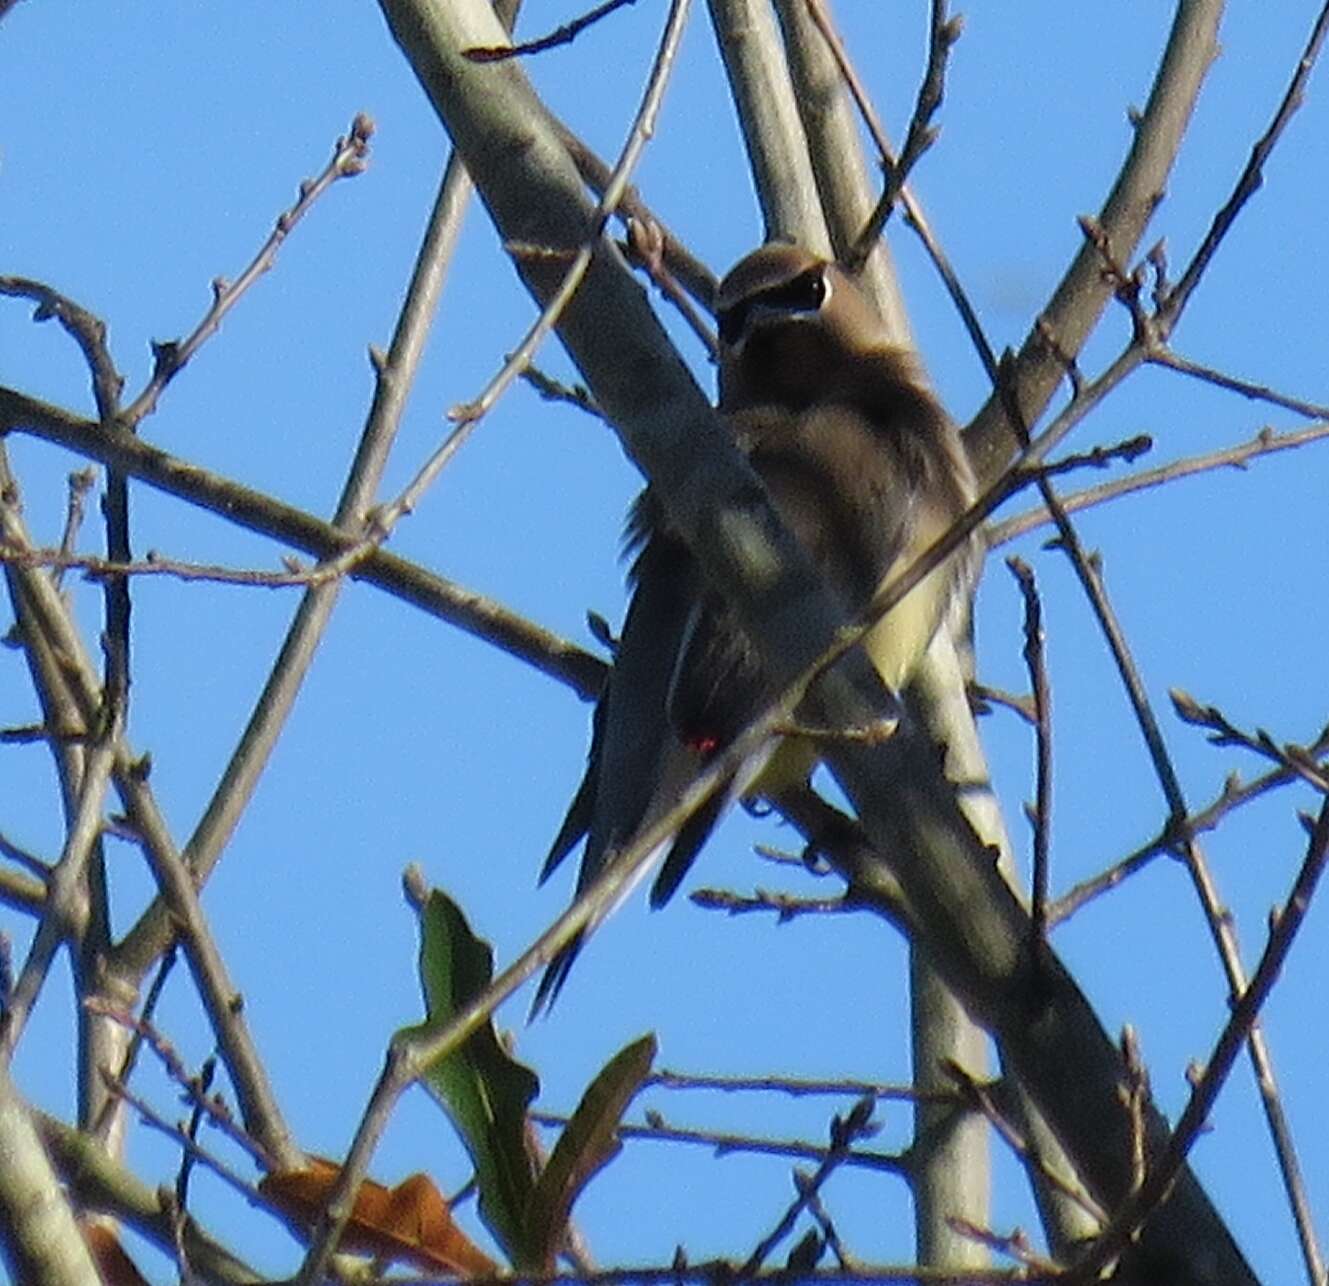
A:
526 1032 657 1269
400 888 540 1268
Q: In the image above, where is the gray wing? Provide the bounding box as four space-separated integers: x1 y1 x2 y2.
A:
534 510 701 1010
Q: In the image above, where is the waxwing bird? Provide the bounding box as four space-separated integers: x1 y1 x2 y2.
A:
535 242 980 1009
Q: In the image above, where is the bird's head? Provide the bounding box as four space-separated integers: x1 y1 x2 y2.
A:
714 242 888 411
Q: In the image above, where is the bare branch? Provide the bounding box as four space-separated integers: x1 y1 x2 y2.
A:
114 143 485 981
0 278 124 418
1172 691 1329 795
1159 2 1329 331
644 1069 958 1105
1006 559 1052 948
846 0 962 258
1 735 116 1055
293 0 698 1271
101 1070 269 1211
741 1097 880 1275
784 0 994 374
53 467 97 592
1148 348 1329 419
85 995 275 1170
1049 731 1329 928
1069 795 1329 1283
312 0 690 586
530 1108 906 1174
38 1109 263 1285
966 1 1224 483
557 124 719 309
466 0 637 60
119 116 374 426
689 886 855 920
988 420 1329 548
0 385 605 699
946 1067 1105 1227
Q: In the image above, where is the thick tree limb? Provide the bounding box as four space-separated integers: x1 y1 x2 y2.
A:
370 0 1257 1280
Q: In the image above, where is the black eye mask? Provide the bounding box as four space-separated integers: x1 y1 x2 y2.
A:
716 267 828 346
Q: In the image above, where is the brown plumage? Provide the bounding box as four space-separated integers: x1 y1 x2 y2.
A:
536 243 979 1009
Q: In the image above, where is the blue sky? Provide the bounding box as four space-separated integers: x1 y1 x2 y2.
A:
2 3 1327 1282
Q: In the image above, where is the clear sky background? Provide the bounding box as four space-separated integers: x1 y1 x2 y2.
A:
2 3 1327 1283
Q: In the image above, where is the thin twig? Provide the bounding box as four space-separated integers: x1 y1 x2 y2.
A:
557 122 719 310
1119 1027 1149 1197
1035 434 1154 483
1 734 117 1054
1068 795 1329 1283
0 543 326 588
945 1066 1105 1226
308 19 690 584
1007 558 1052 948
90 946 178 1144
1048 735 1329 928
0 831 51 879
947 1220 1061 1275
689 886 855 921
848 0 960 253
798 0 997 381
465 0 636 60
102 1070 272 1211
988 420 1329 547
1148 348 1329 419
529 1108 905 1174
1172 690 1329 795
805 1188 855 1270
175 1056 215 1226
645 1069 958 1105
1 384 606 700
85 996 276 1170
968 683 1037 726
1159 2 1329 332
119 115 374 426
0 870 44 915
0 279 125 416
0 723 68 746
54 467 97 591
0 274 132 727
521 365 607 421
740 1098 879 1276
623 216 717 357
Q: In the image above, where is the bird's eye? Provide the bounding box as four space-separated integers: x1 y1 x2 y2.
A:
752 267 827 316
774 267 827 313
717 267 828 346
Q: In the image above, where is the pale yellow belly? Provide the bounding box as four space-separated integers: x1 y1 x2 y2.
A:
746 554 952 798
